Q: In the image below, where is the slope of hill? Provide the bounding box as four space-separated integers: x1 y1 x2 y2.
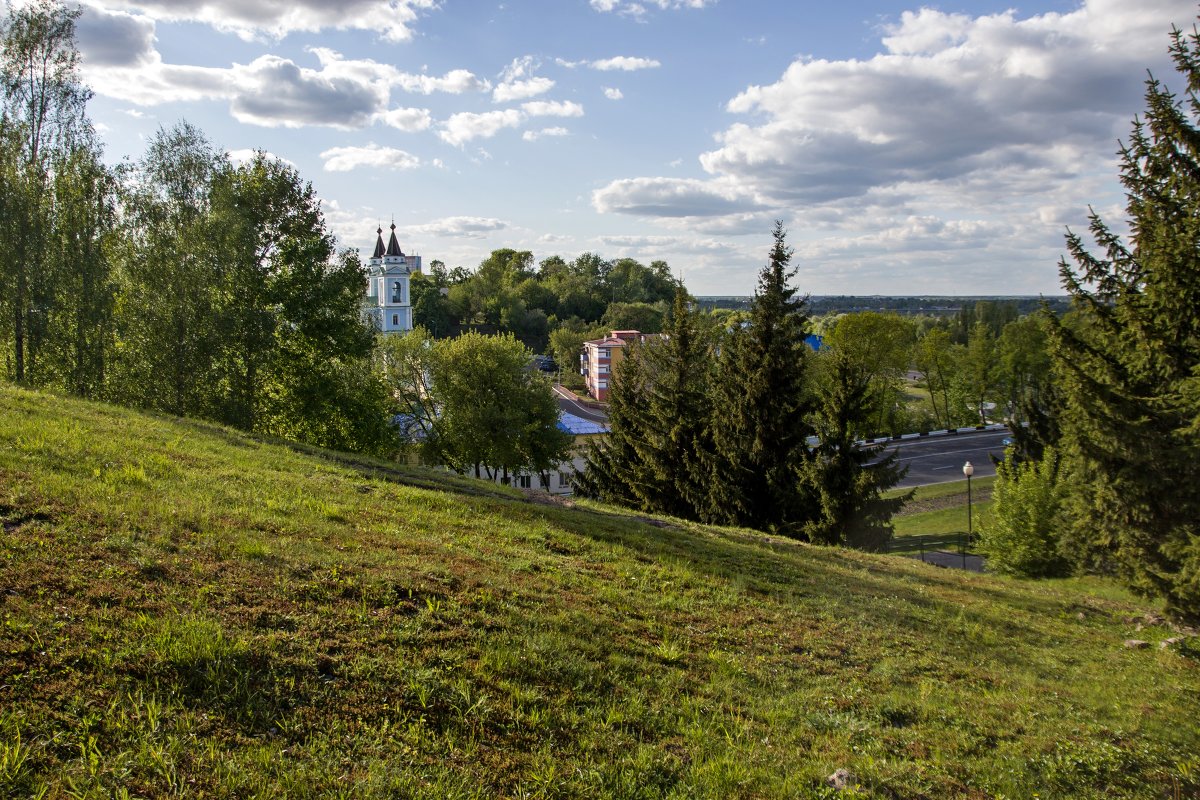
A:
1 385 1196 798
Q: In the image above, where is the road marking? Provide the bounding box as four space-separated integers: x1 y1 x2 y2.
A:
892 444 1006 463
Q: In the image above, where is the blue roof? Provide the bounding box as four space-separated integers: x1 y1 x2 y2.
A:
557 411 608 435
395 410 607 439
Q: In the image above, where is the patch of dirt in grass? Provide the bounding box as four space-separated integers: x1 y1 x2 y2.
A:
898 486 993 516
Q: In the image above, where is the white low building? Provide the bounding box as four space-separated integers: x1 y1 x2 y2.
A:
477 411 608 494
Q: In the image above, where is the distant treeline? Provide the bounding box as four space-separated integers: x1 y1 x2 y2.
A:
697 295 1072 317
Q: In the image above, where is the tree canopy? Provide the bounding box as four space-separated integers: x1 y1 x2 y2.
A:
381 329 571 485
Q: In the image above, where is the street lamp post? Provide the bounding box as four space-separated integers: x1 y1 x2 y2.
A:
963 461 975 543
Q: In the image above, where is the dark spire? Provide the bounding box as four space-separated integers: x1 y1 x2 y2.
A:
385 221 404 257
371 225 386 259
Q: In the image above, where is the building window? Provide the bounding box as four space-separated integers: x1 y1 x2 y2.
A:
558 471 572 488
597 379 608 389
517 475 532 489
598 364 609 374
599 348 610 359
391 280 403 303
392 314 399 326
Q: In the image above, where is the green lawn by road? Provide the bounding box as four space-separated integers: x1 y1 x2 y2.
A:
888 476 996 537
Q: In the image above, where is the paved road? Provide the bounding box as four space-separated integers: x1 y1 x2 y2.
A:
553 385 610 424
550 387 1005 489
881 429 1011 488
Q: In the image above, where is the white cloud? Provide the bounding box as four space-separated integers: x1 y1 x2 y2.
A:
579 0 1197 293
603 87 623 100
319 198 368 243
82 42 486 130
84 57 233 106
377 106 433 131
494 77 555 103
438 109 525 146
592 177 763 217
493 55 554 102
406 216 508 238
76 4 155 67
521 100 584 117
307 49 488 96
556 56 660 71
321 144 420 172
228 54 387 128
590 0 714 15
596 233 740 261
597 0 1190 225
523 127 569 141
590 56 661 71
96 0 438 42
227 148 296 167
598 234 681 247
394 68 491 95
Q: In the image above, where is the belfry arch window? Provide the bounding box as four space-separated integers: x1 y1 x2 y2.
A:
391 280 403 303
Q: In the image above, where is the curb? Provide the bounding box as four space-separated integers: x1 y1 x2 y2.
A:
856 423 1009 448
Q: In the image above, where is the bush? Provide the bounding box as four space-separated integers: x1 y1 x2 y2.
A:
977 448 1069 577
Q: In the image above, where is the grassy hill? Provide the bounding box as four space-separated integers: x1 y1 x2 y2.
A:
1 385 1197 798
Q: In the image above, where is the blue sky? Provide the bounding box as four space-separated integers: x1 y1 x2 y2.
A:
72 0 1193 295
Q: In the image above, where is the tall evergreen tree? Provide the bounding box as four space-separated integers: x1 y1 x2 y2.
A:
1049 24 1200 619
801 350 908 551
577 286 709 518
705 222 815 534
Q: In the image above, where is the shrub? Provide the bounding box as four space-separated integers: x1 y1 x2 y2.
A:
978 448 1069 577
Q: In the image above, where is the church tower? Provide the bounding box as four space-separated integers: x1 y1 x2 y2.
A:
363 222 422 334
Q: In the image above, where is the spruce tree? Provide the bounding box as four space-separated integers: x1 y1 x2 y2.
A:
576 286 709 518
705 222 815 534
1050 24 1200 619
802 350 908 550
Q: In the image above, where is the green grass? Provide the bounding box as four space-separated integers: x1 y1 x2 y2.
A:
888 476 998 503
1 384 1198 798
889 477 996 537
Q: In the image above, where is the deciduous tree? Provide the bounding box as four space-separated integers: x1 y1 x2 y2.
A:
382 330 571 482
824 311 916 436
109 122 227 417
914 327 958 429
0 0 92 385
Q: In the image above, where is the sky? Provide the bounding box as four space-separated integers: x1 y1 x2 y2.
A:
69 0 1196 296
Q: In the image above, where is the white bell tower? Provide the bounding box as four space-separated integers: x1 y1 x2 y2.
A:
363 222 421 334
